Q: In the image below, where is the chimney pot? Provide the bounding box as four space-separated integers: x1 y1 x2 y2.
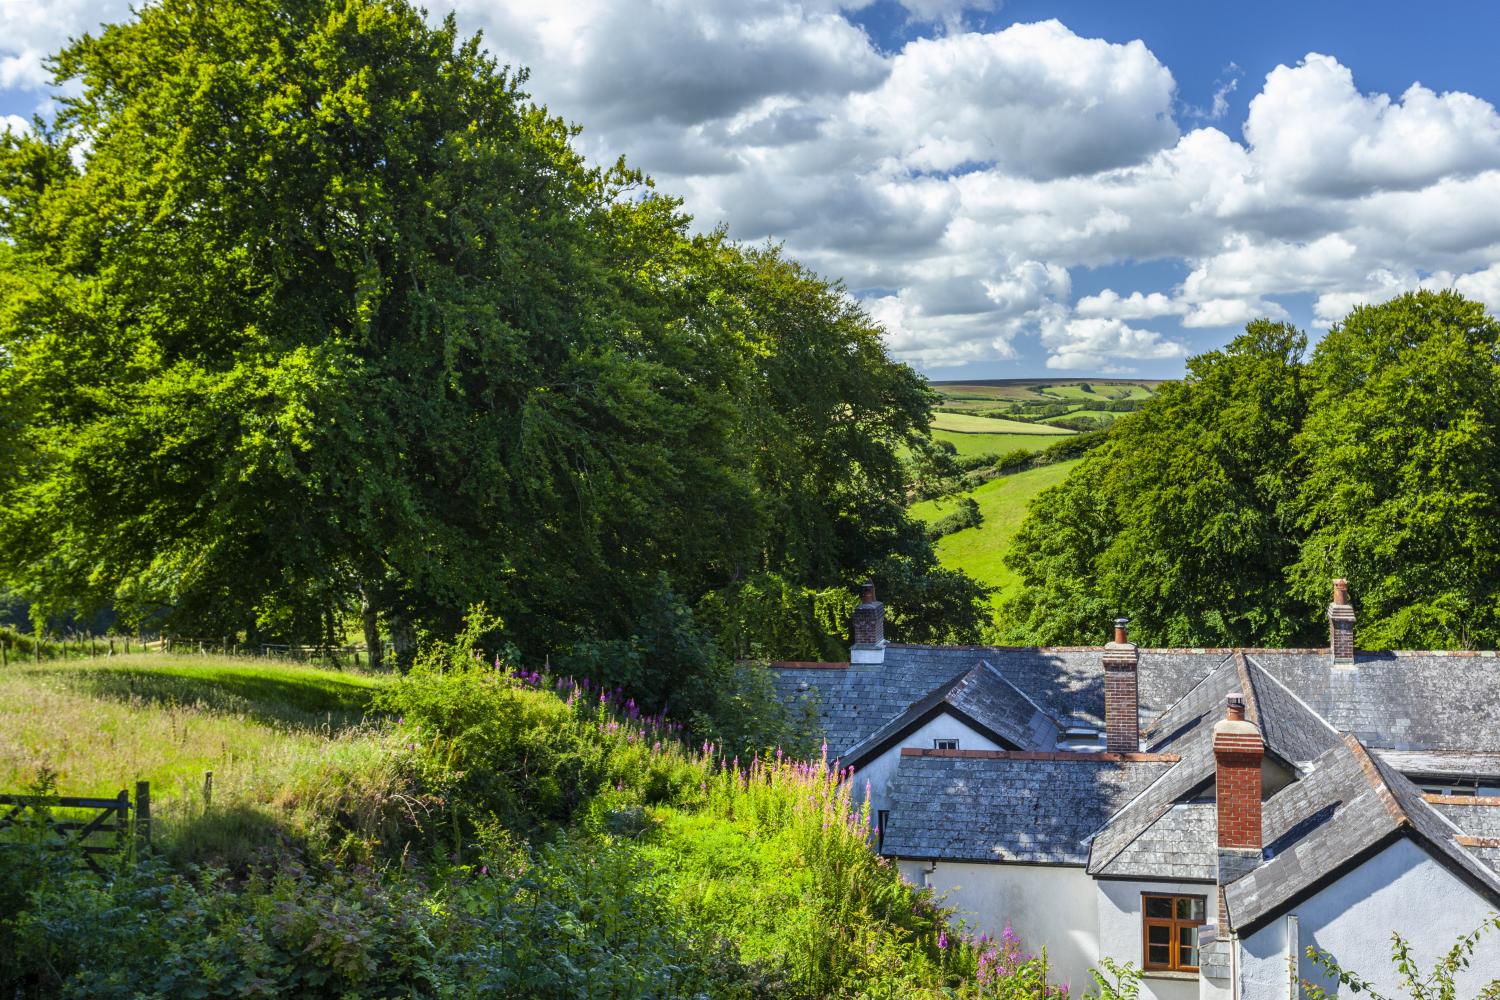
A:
1113 617 1129 644
860 581 876 604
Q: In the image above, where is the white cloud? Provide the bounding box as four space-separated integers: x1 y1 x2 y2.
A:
1 113 27 135
0 0 132 89
1074 289 1185 320
847 21 1177 179
1245 53 1500 197
1042 317 1187 371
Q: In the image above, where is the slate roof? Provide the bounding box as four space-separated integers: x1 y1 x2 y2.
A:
1092 654 1340 879
1098 800 1218 881
1222 736 1500 933
1248 650 1500 751
881 751 1175 865
1375 750 1500 783
842 661 1061 765
772 643 1223 757
1424 797 1500 873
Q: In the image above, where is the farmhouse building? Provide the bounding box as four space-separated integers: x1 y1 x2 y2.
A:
771 583 1500 1000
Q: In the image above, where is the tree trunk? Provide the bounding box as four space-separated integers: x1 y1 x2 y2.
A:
361 586 383 672
389 611 416 673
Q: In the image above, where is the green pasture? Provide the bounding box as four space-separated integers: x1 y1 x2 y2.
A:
932 429 1070 457
911 460 1080 605
931 412 1072 435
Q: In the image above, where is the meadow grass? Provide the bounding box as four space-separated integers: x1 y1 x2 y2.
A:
0 654 395 863
910 460 1080 606
932 429 1071 457
931 412 1073 435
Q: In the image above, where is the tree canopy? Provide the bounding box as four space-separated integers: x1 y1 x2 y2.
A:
1001 291 1500 651
0 0 985 696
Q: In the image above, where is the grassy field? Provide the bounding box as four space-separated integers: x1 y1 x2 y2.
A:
930 412 1072 435
932 429 1074 457
0 654 392 862
911 460 1080 605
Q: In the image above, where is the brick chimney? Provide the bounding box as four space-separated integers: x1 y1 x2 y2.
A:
1103 617 1139 754
1328 577 1355 666
851 581 885 664
1214 693 1264 934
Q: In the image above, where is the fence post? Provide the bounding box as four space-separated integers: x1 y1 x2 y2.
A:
203 771 213 811
108 637 116 657
1 638 6 669
35 634 41 665
116 789 130 853
134 781 151 848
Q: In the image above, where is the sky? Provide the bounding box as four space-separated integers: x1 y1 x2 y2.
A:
4 2 1500 379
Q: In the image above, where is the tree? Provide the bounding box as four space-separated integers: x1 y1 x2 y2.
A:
0 0 980 696
1000 322 1310 646
1290 291 1500 649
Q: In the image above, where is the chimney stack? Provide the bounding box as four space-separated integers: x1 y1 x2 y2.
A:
1103 617 1139 754
851 581 886 664
1328 578 1355 666
1213 694 1264 934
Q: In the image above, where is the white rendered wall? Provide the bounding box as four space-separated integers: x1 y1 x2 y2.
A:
1096 878 1217 1000
1239 837 1500 999
855 712 1003 820
897 860 1102 992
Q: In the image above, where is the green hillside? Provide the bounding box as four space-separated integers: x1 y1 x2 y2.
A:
911 460 1080 606
931 412 1072 435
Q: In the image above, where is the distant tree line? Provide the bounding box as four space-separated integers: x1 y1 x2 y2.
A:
1001 291 1500 650
0 0 986 703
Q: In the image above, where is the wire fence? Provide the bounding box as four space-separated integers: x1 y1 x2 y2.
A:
0 628 390 670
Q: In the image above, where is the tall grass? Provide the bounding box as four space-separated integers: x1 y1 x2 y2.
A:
2 640 1071 998
0 654 399 865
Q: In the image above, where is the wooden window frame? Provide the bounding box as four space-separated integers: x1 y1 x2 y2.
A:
1141 893 1206 973
933 738 960 750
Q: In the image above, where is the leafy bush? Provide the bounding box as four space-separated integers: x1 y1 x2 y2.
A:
928 497 984 540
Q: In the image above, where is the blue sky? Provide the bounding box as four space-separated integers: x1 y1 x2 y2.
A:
5 1 1500 379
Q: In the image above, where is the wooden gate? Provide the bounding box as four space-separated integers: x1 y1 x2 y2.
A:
0 781 150 874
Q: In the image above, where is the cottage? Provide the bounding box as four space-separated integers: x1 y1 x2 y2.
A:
771 583 1500 1000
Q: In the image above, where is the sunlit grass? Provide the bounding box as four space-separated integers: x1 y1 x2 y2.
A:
0 654 397 863
910 460 1081 606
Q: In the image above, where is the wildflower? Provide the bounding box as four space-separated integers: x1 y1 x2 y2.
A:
938 931 948 950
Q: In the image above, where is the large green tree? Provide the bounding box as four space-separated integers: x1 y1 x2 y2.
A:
1290 290 1500 649
0 0 982 693
1000 321 1311 647
1001 293 1500 651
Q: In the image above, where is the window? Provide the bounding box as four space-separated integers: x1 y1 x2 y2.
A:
1142 894 1206 973
876 809 889 852
933 738 960 750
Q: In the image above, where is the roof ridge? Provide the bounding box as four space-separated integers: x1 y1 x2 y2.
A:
1140 651 1237 739
1241 652 1343 740
978 658 1066 733
1233 651 1260 725
1344 734 1409 826
901 748 1180 762
1424 794 1500 807
887 643 1500 657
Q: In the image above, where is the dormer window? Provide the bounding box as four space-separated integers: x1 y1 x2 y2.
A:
933 738 960 750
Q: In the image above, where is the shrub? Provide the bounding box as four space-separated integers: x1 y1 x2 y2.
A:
927 497 984 540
